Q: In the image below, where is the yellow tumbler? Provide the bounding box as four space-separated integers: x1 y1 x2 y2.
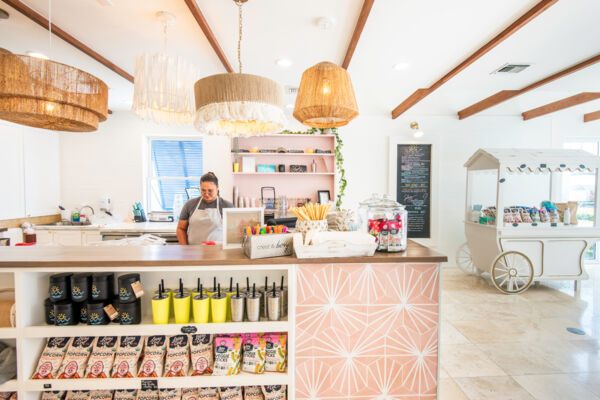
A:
151 294 170 324
173 292 191 324
210 291 227 323
192 293 210 323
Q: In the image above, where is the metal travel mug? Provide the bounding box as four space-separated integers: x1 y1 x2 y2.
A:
246 293 261 322
230 294 246 322
267 291 281 321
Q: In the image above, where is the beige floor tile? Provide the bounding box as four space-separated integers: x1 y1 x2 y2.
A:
513 374 600 400
530 339 600 373
569 372 600 396
440 344 506 378
477 342 561 375
454 376 534 400
443 301 537 321
538 317 600 341
439 366 449 379
440 321 470 345
451 318 562 344
438 378 469 400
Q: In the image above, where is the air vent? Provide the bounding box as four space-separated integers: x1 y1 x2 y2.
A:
492 63 531 74
285 86 299 95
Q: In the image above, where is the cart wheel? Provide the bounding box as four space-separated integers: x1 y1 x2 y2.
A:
456 242 477 275
491 251 533 294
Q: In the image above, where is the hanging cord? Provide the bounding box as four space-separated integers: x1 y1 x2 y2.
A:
236 0 243 73
163 19 168 55
48 0 52 52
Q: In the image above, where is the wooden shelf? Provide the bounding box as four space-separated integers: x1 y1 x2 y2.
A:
233 172 335 176
23 319 290 338
232 153 334 157
22 372 290 391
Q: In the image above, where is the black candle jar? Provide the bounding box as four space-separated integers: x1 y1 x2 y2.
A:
53 301 76 326
44 298 55 325
49 273 73 302
71 273 92 302
86 301 110 325
118 300 141 325
75 301 88 323
91 273 114 301
118 273 140 303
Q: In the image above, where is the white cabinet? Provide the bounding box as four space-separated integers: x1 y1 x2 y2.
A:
33 230 101 245
33 230 54 245
53 231 83 246
82 231 103 245
0 134 25 220
23 132 60 217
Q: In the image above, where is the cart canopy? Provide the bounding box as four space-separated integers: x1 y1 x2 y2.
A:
465 148 600 172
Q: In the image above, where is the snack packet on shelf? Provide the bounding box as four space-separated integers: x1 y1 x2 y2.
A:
219 387 243 400
85 336 118 378
519 208 533 223
503 208 514 223
114 390 137 400
158 389 180 400
539 208 549 222
265 333 287 373
261 386 286 400
41 392 66 400
213 335 242 376
32 337 72 379
510 208 523 223
57 337 94 379
530 207 540 223
181 388 197 400
190 334 213 376
90 391 113 400
135 390 158 400
197 388 218 400
243 386 264 400
242 333 266 374
111 336 143 378
164 335 189 377
139 335 166 378
65 391 91 400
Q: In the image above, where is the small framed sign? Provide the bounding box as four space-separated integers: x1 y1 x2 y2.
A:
317 190 331 204
222 208 264 249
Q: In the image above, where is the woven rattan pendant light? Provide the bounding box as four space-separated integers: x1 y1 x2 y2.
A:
293 61 358 128
132 12 197 125
193 0 286 136
0 48 108 132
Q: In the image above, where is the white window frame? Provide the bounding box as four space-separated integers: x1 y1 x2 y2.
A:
146 136 205 213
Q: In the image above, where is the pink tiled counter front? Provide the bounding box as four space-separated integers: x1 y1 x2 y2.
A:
295 263 441 400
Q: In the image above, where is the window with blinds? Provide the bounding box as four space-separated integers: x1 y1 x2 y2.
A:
149 139 203 211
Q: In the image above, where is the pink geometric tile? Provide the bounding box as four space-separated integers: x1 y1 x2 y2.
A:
403 304 439 334
295 327 314 358
296 305 331 333
367 305 403 336
296 358 345 398
309 326 352 357
315 357 349 397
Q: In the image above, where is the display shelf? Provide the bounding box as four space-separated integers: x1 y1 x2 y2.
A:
0 327 17 339
22 373 290 391
23 318 290 338
0 379 17 392
232 152 334 157
233 172 335 176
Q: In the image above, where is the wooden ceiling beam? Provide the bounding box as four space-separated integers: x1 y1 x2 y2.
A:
522 92 600 120
584 110 600 123
341 0 375 69
2 0 133 82
184 0 234 73
459 53 600 119
391 0 558 119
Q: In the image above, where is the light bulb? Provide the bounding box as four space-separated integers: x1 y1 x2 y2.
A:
322 79 331 95
46 103 55 112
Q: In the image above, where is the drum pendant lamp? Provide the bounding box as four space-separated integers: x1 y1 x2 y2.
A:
193 0 286 136
293 61 359 128
0 48 108 132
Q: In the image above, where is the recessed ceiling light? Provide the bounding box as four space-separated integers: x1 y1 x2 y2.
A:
26 51 49 60
286 104 294 109
276 58 292 68
393 62 410 71
316 16 335 31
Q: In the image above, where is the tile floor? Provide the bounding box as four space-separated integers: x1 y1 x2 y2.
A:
439 266 600 400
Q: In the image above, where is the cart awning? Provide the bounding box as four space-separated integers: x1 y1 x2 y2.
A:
464 148 600 172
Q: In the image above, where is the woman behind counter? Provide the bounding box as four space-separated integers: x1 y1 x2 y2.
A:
177 172 234 245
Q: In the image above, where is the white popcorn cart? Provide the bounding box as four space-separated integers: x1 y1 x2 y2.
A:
458 148 600 294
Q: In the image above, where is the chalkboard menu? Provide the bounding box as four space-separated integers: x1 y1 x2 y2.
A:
396 144 431 238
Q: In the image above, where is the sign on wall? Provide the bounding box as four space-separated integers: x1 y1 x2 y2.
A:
396 144 431 238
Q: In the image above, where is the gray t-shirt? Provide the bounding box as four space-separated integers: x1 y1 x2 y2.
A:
179 197 234 221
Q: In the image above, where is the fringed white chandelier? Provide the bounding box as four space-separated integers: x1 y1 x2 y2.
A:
132 12 197 125
193 0 286 136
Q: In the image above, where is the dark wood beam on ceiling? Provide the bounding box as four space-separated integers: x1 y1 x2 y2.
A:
184 0 234 73
584 110 600 123
522 92 600 120
2 0 134 82
459 53 600 119
391 0 558 119
342 0 375 69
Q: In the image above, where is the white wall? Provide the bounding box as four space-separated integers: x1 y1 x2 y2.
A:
59 111 231 219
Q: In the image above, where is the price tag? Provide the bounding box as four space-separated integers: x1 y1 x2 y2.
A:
551 222 557 227
104 304 119 321
43 384 52 389
131 281 144 298
181 325 197 334
141 380 158 391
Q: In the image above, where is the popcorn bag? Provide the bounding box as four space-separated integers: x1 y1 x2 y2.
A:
85 336 118 378
139 335 166 378
90 391 113 400
158 389 180 400
181 388 198 400
219 387 243 400
65 391 91 400
213 335 242 376
261 386 286 400
33 337 72 379
114 390 137 400
243 386 264 400
197 388 219 400
136 390 158 400
190 334 213 376
164 335 189 377
58 337 94 379
112 336 143 378
41 392 66 400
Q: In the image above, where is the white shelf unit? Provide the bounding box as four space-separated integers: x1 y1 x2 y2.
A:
2 264 296 400
231 152 334 157
233 172 335 176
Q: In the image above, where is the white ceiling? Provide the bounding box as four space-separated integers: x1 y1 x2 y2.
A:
0 0 599 121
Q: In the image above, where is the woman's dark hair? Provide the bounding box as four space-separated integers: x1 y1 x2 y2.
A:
200 172 219 186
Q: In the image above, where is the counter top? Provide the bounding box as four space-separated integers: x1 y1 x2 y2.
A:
34 222 178 233
0 240 446 267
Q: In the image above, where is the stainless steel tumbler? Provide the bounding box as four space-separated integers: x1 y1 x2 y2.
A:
267 291 281 321
230 294 246 322
246 293 261 322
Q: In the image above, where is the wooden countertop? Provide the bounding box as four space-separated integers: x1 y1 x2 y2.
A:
0 240 446 267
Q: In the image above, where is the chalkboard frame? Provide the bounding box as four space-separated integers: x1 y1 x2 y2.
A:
395 144 432 239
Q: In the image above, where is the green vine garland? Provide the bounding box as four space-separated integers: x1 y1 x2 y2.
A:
277 127 346 208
